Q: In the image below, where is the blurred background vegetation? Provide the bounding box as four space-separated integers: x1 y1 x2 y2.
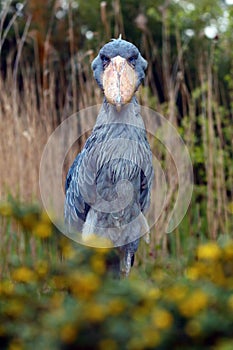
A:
0 1 233 349
0 0 232 253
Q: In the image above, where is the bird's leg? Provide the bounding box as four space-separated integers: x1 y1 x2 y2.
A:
143 231 150 245
119 249 133 278
125 250 132 276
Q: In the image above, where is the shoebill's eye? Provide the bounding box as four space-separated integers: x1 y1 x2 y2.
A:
100 54 110 69
127 55 137 68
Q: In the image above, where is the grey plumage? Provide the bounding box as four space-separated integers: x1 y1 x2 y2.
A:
64 39 153 276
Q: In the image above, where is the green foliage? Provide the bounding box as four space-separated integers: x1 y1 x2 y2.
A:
0 203 233 349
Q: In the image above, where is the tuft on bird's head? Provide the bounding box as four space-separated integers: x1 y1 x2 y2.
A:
92 38 147 110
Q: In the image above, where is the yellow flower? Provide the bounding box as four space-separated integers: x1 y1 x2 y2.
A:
0 280 14 295
186 262 212 281
0 325 5 336
52 275 67 290
21 212 38 230
99 338 118 350
50 293 64 308
6 300 24 317
228 294 233 310
197 242 221 260
60 324 77 344
9 339 23 350
151 308 173 329
95 247 110 255
151 269 166 282
227 201 233 214
179 290 208 317
147 287 161 300
0 202 12 216
165 284 188 302
214 339 233 350
61 242 76 259
128 329 160 350
132 305 150 321
143 328 161 348
186 260 226 285
33 222 52 238
186 266 201 280
210 263 226 286
223 242 233 260
185 320 202 337
90 254 106 274
127 337 144 350
40 210 52 223
107 298 125 315
34 260 49 278
69 272 100 299
84 302 107 323
82 233 113 248
227 278 233 289
12 266 36 283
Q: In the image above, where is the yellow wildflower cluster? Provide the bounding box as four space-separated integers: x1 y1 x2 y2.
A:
0 202 13 216
107 298 126 315
98 338 118 350
60 323 78 344
179 289 209 317
82 233 113 248
0 280 14 295
83 302 107 323
8 339 24 350
185 320 202 337
33 222 52 238
20 212 39 230
197 242 222 260
0 201 53 239
90 254 106 275
60 239 77 259
11 267 36 283
151 308 173 329
68 272 101 299
165 284 189 302
128 329 161 350
5 299 24 318
186 241 233 287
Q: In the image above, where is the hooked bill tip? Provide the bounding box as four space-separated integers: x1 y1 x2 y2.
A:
115 95 122 112
115 103 122 112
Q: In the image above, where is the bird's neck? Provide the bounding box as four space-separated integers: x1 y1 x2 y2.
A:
95 96 145 129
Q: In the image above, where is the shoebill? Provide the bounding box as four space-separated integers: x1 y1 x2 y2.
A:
64 38 154 277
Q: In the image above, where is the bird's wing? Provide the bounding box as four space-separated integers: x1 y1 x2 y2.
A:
139 137 154 213
64 133 98 232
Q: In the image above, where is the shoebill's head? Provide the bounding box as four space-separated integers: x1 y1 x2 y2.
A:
92 38 147 111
